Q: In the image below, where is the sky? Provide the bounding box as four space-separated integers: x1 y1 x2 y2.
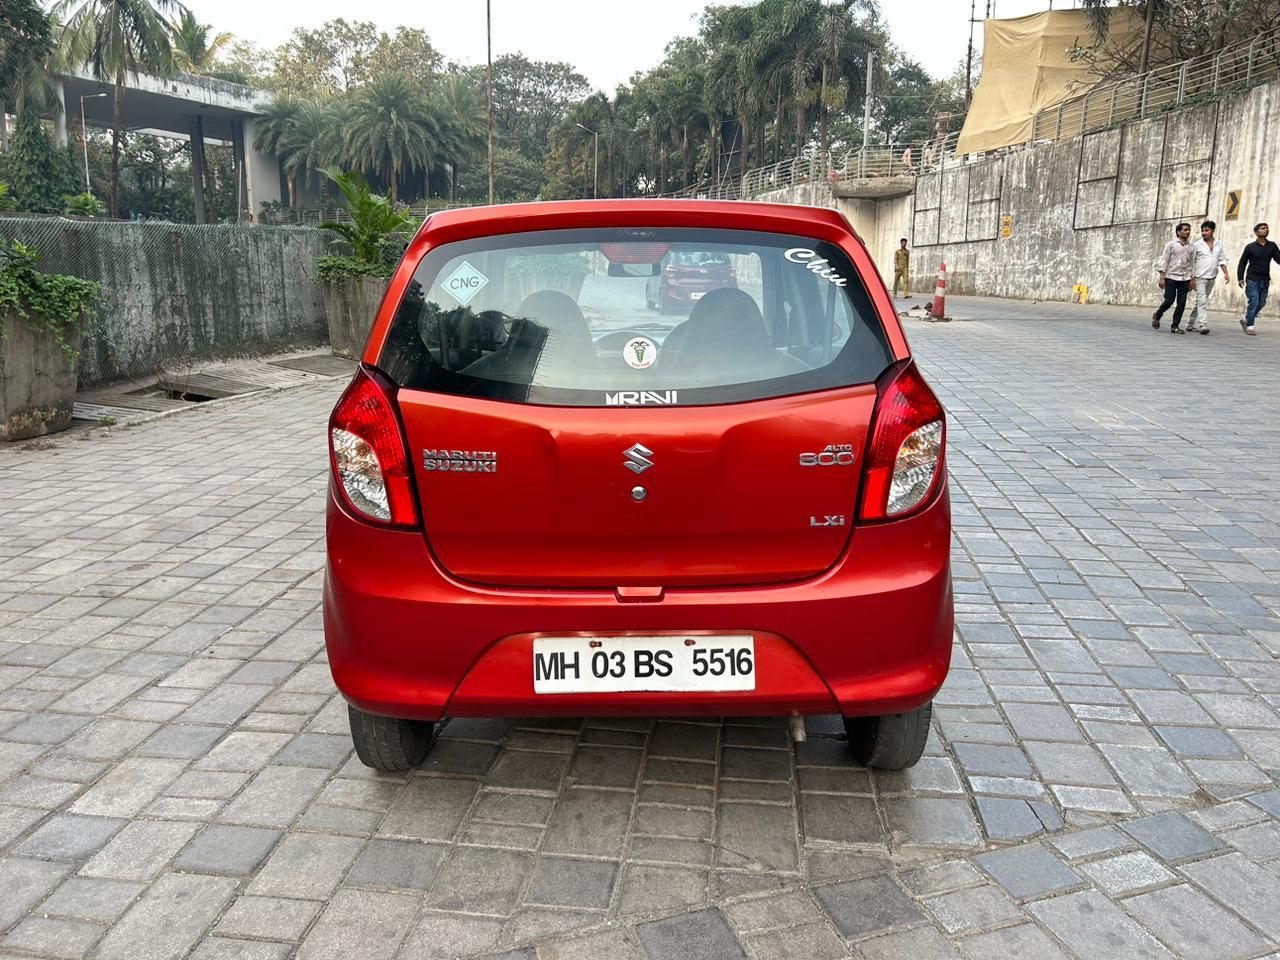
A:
185 0 1065 91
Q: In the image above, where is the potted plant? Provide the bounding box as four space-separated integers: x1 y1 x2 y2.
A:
0 241 101 441
317 169 417 358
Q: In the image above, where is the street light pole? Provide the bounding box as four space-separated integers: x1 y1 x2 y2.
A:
486 0 494 205
80 92 108 194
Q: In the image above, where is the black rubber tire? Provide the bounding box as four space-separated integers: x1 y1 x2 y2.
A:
843 702 932 770
348 705 435 772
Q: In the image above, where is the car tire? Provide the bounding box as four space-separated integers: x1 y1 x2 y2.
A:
843 702 932 770
659 295 674 315
348 705 435 772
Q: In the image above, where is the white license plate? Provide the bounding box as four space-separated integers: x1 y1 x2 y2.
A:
533 635 755 694
690 291 706 300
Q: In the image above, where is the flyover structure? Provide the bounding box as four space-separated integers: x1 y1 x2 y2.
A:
52 66 282 223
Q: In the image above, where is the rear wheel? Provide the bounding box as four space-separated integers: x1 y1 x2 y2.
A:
843 702 932 770
348 705 435 772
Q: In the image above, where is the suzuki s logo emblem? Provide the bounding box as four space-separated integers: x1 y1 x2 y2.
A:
623 443 654 474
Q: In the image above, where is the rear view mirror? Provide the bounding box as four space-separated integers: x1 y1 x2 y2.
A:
608 263 661 278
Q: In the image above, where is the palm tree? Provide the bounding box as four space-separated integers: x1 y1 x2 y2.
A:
1 0 57 146
343 71 441 202
253 98 300 204
55 0 180 217
169 9 232 73
436 73 485 202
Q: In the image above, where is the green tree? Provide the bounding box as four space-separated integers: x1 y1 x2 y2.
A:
169 9 232 73
1 112 79 212
55 0 181 217
271 20 443 97
342 72 442 202
1 0 55 140
436 72 486 201
318 168 414 268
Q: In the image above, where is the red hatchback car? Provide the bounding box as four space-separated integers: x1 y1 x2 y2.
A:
324 199 952 772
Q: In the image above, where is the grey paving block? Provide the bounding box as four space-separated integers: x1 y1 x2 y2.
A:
922 883 1021 935
524 857 617 909
858 924 960 960
38 877 144 923
2 915 106 959
973 843 1083 899
1080 851 1175 894
636 908 746 960
815 874 922 939
616 864 708 916
80 819 201 880
1124 883 1268 960
542 787 633 858
952 743 1032 778
1179 852 1280 939
1120 811 1229 862
0 857 73 931
741 920 849 960
426 846 532 914
799 793 882 845
1154 725 1244 759
249 833 365 899
215 895 322 941
716 802 799 871
346 837 446 891
956 922 1069 960
885 796 981 847
1028 890 1174 959
297 888 418 960
94 872 239 960
398 910 504 959
12 813 124 860
174 824 282 876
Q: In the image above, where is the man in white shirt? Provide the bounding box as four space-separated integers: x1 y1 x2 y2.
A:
1187 219 1230 334
1152 222 1197 334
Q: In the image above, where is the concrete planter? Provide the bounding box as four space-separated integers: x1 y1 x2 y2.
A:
0 313 81 442
324 276 388 359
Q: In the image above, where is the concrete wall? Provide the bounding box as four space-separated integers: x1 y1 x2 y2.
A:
0 218 328 387
763 76 1280 317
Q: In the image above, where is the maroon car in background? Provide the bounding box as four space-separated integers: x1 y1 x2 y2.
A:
646 249 738 313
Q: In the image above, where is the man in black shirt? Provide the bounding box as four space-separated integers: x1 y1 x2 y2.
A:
1238 222 1280 336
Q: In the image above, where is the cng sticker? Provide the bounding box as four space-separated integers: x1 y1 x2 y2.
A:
440 261 490 305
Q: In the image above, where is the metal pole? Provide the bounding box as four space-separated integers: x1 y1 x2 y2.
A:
486 0 494 205
861 49 874 178
593 130 599 198
965 0 976 107
79 93 106 193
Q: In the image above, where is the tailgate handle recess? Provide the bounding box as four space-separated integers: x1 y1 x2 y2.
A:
615 586 665 603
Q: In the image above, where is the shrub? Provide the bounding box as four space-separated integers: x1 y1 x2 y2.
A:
62 192 107 217
0 240 102 357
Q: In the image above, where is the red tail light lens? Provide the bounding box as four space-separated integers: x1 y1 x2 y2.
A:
859 362 946 521
329 368 417 527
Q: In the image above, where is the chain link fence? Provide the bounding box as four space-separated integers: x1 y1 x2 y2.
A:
0 216 328 387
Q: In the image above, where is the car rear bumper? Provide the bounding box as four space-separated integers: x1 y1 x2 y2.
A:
323 481 953 721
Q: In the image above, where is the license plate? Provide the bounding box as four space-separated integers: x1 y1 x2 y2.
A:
533 635 755 694
690 291 706 300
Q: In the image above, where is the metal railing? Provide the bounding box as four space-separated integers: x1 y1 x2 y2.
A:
668 131 963 201
1032 26 1280 142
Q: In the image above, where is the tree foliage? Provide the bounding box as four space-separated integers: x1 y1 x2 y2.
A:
1077 0 1280 77
0 111 79 212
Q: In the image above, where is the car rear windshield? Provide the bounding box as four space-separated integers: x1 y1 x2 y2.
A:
378 227 894 406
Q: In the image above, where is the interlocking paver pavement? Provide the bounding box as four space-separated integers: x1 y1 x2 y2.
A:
2 296 1280 958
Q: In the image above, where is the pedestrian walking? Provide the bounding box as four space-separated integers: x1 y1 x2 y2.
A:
893 238 910 298
1187 220 1230 334
1152 222 1196 334
1237 222 1280 336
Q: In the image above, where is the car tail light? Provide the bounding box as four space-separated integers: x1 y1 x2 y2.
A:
859 362 945 521
329 368 417 527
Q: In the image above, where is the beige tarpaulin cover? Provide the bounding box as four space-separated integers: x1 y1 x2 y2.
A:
957 9 1144 154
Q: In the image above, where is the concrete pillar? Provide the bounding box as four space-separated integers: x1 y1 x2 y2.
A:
189 115 207 225
231 117 247 222
242 117 283 220
54 79 68 147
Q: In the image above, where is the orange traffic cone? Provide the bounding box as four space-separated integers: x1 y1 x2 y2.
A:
931 263 947 318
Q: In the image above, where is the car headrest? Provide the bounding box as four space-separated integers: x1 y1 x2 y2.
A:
668 288 773 372
511 290 598 369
